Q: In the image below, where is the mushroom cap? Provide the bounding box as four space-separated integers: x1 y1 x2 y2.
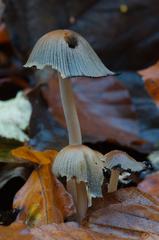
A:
104 150 145 172
52 144 104 198
24 29 114 78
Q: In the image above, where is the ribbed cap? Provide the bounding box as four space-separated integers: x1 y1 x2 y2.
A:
52 144 104 198
24 29 114 78
104 150 145 171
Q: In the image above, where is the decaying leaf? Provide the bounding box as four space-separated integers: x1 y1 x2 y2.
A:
0 220 157 240
28 71 156 153
118 71 159 144
12 146 75 226
0 92 32 142
0 222 33 240
138 171 159 201
86 187 159 239
139 61 159 106
0 23 10 44
30 222 110 240
42 73 149 151
0 221 115 240
12 146 57 165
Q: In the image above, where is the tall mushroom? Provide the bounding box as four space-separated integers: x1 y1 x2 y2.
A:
24 29 113 222
103 150 145 192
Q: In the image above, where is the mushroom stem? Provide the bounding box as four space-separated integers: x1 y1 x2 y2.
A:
108 169 120 193
67 179 88 223
58 74 82 145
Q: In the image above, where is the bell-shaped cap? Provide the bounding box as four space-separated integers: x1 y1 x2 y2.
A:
24 29 114 78
104 150 145 172
52 144 104 198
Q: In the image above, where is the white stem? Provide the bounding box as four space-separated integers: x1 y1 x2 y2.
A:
108 169 120 193
67 179 88 223
58 75 82 145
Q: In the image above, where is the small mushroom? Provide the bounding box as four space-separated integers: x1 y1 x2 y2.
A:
53 144 104 221
103 150 145 193
24 29 113 222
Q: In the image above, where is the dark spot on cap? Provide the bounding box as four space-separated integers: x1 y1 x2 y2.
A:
64 32 78 49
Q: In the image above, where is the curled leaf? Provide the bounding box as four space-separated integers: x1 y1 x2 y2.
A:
13 165 75 226
12 146 57 165
12 147 75 226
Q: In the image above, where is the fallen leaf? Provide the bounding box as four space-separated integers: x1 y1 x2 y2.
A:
0 92 32 142
141 233 159 240
0 220 158 240
42 73 150 152
0 221 115 240
12 146 75 226
12 146 57 165
138 172 159 201
86 187 159 239
30 222 111 240
138 61 159 106
0 221 33 240
0 23 10 44
0 220 157 240
118 72 159 144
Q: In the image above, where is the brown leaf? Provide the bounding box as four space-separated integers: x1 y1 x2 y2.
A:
0 221 157 240
42 75 148 151
30 223 108 240
12 147 75 226
0 23 10 44
86 187 159 239
138 61 159 106
0 221 116 240
138 172 159 201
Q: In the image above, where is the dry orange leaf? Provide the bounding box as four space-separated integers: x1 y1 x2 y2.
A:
11 146 57 165
138 61 159 106
12 146 75 226
0 222 33 240
13 165 75 226
86 187 159 239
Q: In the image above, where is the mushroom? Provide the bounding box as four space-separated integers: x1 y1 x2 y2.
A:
24 29 113 222
103 150 145 193
53 144 104 221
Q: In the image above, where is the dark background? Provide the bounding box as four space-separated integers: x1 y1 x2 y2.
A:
4 0 159 71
